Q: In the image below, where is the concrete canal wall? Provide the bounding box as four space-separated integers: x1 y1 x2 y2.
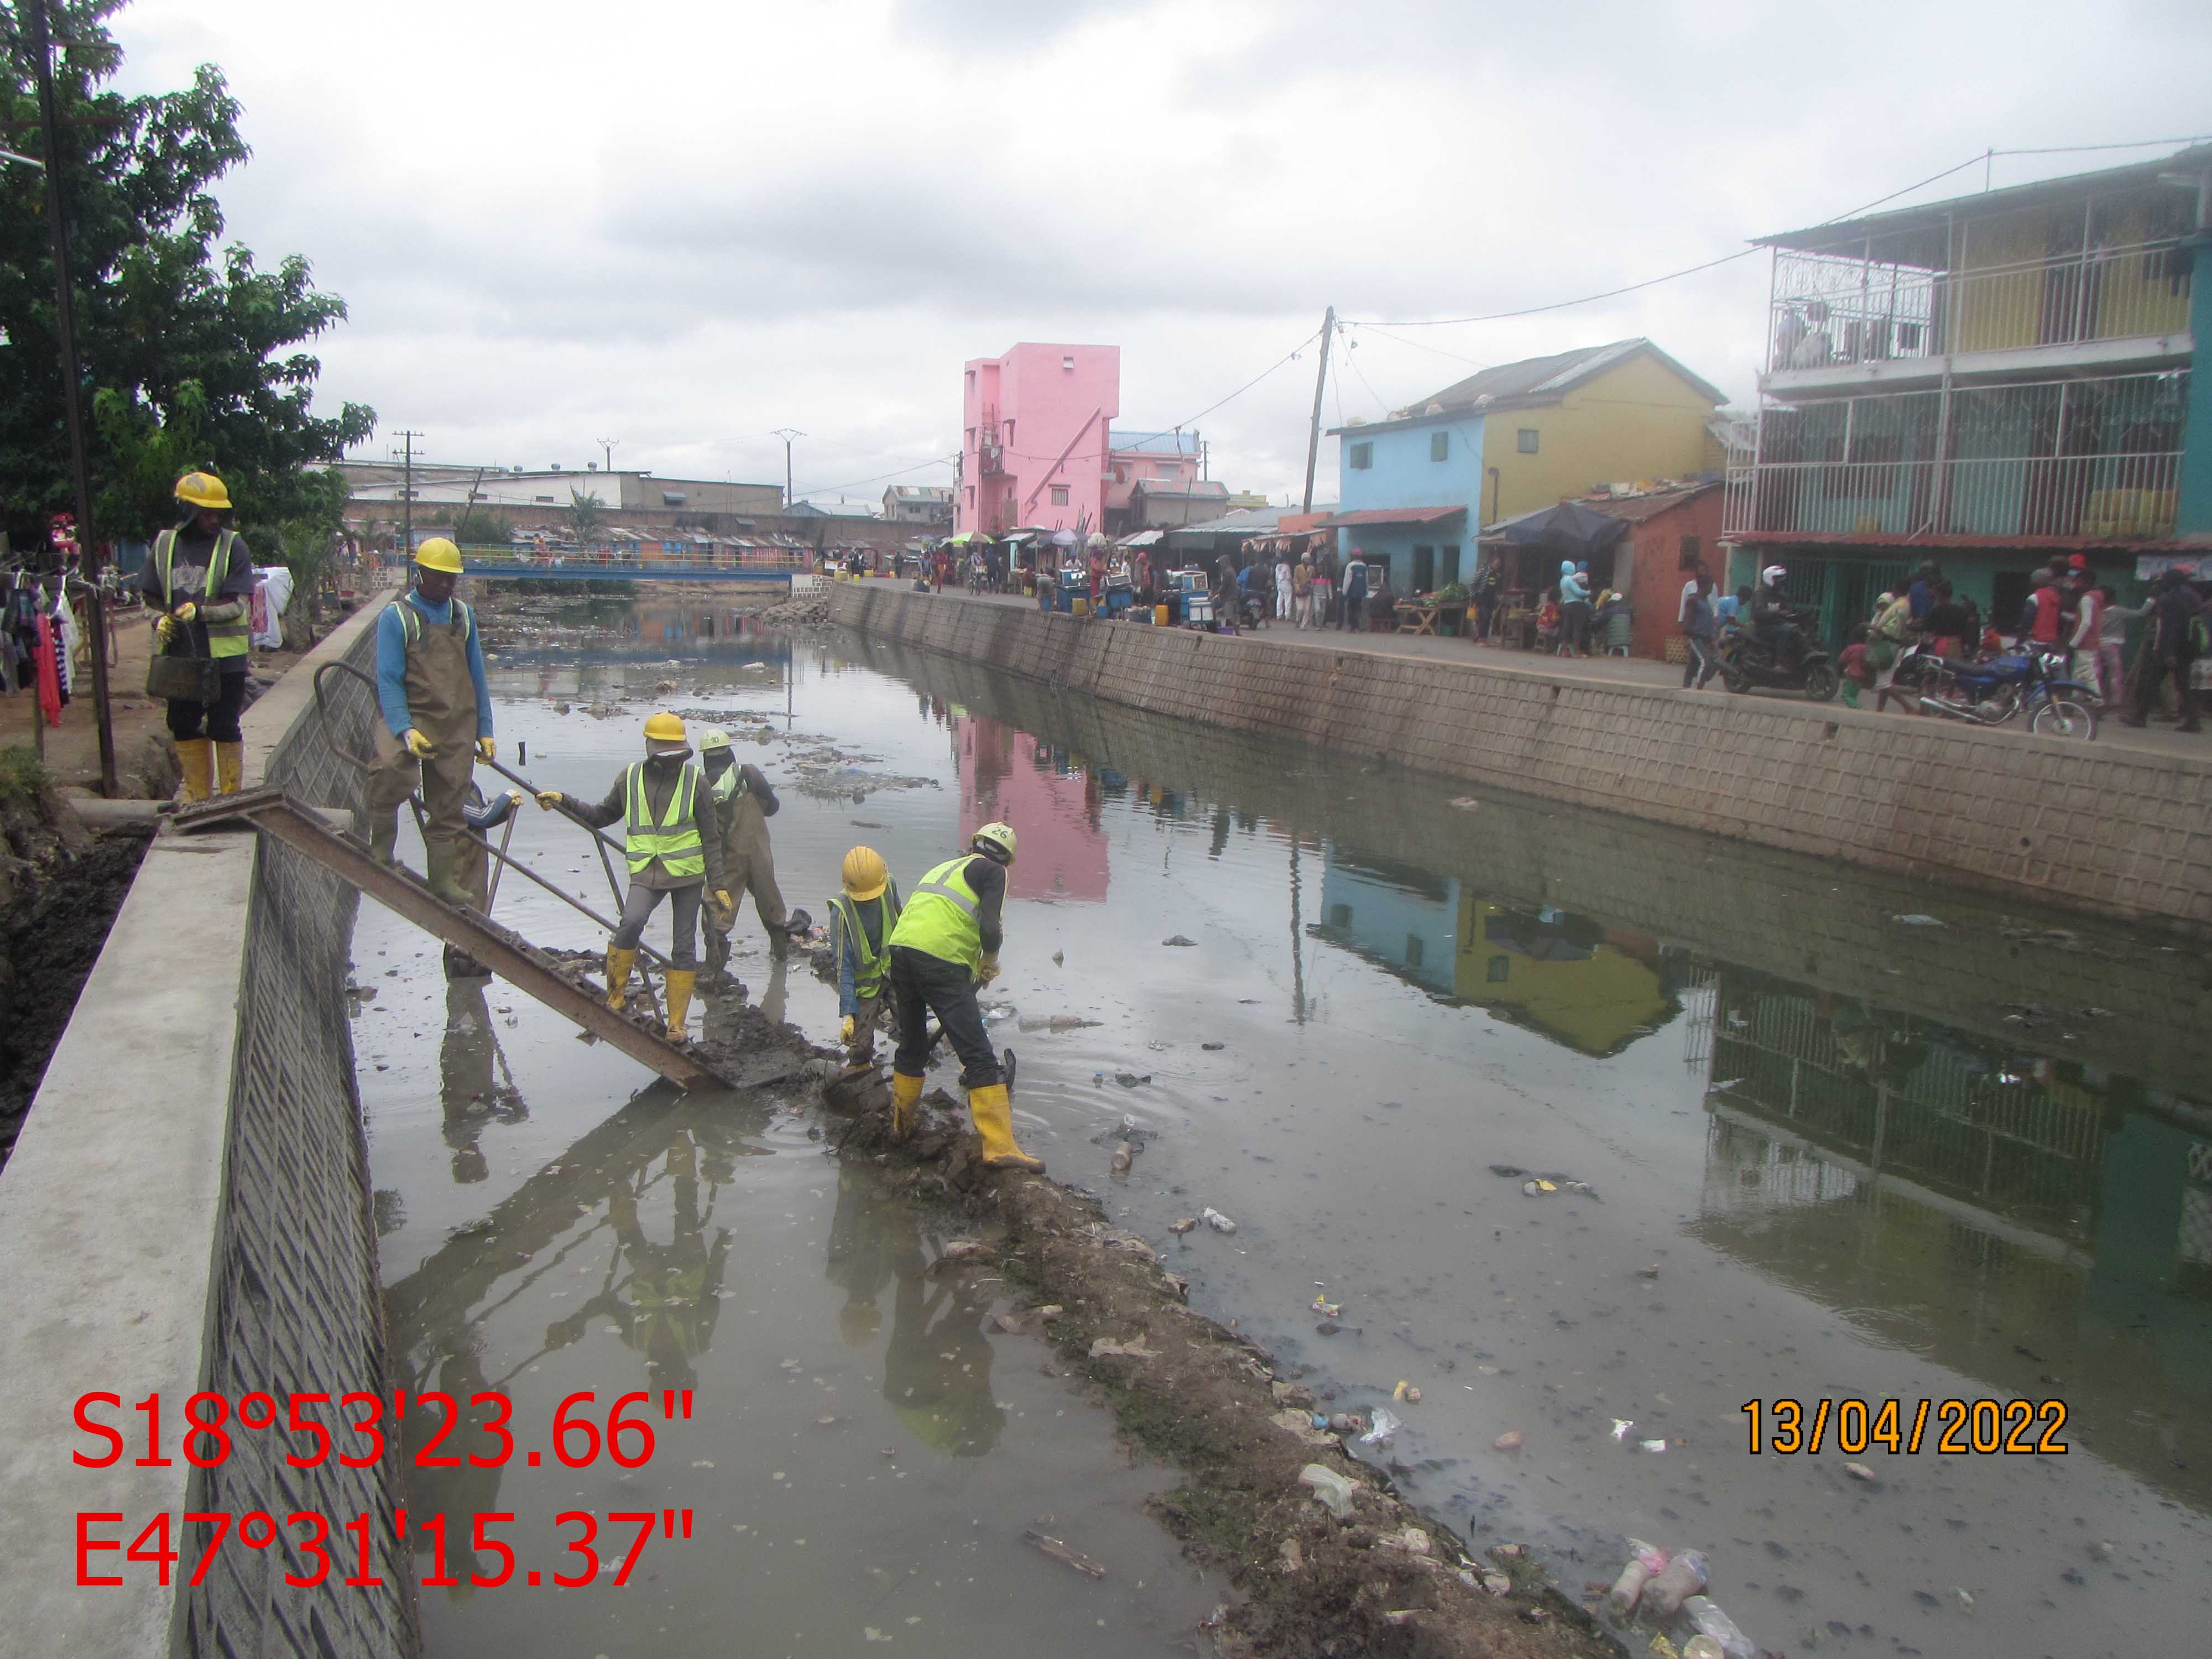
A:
829 583 2212 938
0 599 415 1657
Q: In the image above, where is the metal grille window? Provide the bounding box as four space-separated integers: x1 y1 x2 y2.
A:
1431 431 1449 462
1517 429 1540 453
1349 442 1373 471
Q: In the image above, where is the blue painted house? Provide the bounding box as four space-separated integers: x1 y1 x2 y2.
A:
1326 339 1727 594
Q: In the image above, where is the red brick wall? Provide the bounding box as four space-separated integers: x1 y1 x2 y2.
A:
1624 491 1724 659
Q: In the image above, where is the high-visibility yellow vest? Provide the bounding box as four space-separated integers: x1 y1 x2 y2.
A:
829 889 902 997
624 760 706 879
888 855 982 969
152 528 248 659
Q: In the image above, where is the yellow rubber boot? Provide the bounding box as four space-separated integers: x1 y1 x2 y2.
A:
890 1071 924 1139
663 970 697 1042
604 946 638 1010
968 1083 1043 1172
215 740 243 796
176 739 213 803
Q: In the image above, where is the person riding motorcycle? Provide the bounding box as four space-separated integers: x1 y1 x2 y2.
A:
1750 565 1801 665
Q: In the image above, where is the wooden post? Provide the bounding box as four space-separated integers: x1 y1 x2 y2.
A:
1301 307 1335 515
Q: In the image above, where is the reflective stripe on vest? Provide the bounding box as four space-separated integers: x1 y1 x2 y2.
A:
829 890 901 996
398 596 473 649
153 528 249 659
624 761 706 879
888 855 982 969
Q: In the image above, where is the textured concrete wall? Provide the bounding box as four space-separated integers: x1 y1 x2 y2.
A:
0 597 415 1659
844 632 2212 1100
830 583 2212 936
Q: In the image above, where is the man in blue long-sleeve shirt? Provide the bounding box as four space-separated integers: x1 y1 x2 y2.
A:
367 539 495 910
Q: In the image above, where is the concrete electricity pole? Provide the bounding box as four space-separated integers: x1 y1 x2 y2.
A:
771 429 804 508
396 431 422 554
21 0 116 794
1301 306 1335 517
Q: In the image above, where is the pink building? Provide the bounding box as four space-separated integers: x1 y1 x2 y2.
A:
957 343 1120 536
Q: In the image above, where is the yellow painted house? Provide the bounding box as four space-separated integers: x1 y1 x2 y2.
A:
1328 338 1728 594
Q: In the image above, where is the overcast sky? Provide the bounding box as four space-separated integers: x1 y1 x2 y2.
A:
111 0 2211 507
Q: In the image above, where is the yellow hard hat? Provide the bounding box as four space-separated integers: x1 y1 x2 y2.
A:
643 711 687 745
842 846 889 901
697 726 733 753
413 537 463 574
972 821 1016 864
174 471 232 510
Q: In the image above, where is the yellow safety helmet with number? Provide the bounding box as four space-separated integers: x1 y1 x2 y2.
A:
971 821 1016 864
413 537 463 574
697 726 732 753
842 846 889 901
174 471 232 510
643 711 687 745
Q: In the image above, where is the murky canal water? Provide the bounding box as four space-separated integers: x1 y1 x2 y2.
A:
368 594 2212 1659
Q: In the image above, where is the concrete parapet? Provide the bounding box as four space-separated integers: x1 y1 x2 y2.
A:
830 584 2212 936
0 592 415 1658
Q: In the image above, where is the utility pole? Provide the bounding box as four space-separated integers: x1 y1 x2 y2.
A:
597 436 618 474
397 430 422 554
24 0 115 794
771 429 804 508
1301 306 1335 517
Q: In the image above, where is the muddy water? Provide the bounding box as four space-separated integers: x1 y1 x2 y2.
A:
378 596 2212 1658
359 615 1220 1657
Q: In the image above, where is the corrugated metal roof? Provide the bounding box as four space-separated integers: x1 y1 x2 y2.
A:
1320 505 1466 529
1408 338 1726 415
1108 429 1201 456
1579 482 1719 525
1162 506 1287 538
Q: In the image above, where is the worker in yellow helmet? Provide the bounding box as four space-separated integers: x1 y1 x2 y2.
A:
366 538 495 935
535 712 732 1044
141 471 258 800
883 821 1041 1171
829 846 902 1068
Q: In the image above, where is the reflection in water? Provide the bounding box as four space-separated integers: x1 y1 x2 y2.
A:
954 713 1109 902
439 978 526 1184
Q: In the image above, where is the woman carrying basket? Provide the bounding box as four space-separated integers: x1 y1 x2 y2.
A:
141 471 258 801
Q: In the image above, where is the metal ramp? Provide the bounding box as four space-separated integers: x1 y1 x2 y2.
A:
174 789 726 1092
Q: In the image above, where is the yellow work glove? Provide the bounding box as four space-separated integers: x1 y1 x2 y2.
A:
504 790 524 809
401 728 436 760
155 614 176 645
533 790 564 811
839 1015 856 1044
708 889 734 926
476 737 496 763
974 953 1000 987
171 601 197 623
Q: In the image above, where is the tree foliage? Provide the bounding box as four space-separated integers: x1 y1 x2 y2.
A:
452 505 508 547
0 1 373 551
566 487 606 544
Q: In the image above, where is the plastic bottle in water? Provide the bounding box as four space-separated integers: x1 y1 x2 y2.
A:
1682 1593 1757 1659
1607 1539 1669 1616
1637 1547 1709 1620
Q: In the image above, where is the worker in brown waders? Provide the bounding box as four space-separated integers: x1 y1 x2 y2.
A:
536 712 731 1044
367 538 496 973
697 726 807 981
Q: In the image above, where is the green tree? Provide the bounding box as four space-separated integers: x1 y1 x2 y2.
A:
566 487 606 544
452 505 508 547
0 2 373 550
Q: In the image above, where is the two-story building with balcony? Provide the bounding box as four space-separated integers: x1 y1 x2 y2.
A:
1725 144 2212 645
956 343 1120 538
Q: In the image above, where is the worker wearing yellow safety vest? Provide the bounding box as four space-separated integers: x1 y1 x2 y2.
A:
140 471 259 801
367 539 496 925
884 821 1041 1171
829 846 902 1067
536 712 732 1044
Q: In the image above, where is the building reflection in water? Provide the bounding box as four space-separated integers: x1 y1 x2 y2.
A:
953 713 1108 902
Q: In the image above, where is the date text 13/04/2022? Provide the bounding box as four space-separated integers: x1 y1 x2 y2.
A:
71 1387 694 1471
77 1507 696 1589
1741 1397 2070 1456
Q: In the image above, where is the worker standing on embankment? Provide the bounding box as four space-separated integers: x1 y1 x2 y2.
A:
143 471 258 801
537 712 731 1044
367 538 495 919
697 726 803 979
885 821 1041 1171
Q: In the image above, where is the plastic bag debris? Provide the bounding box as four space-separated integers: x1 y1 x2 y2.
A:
1613 1418 1636 1441
1891 912 1944 926
1640 1438 1668 1453
1326 1411 1368 1434
1360 1407 1403 1446
1682 1595 1757 1659
1492 1428 1523 1451
1113 1072 1152 1087
1298 1463 1358 1518
1844 1460 1875 1481
1169 1216 1199 1235
1201 1207 1237 1234
1162 935 1197 947
1393 1380 1421 1404
1311 1297 1342 1318
1088 1337 1160 1359
1522 1178 1558 1197
1681 1640 1724 1659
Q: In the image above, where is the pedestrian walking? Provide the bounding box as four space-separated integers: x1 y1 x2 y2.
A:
536 712 731 1044
1559 560 1592 655
1676 562 1708 682
366 537 494 909
1313 548 1336 627
2119 569 2202 732
1292 554 1313 628
2093 585 2145 706
1274 550 1292 622
1681 571 1721 688
1341 550 1369 633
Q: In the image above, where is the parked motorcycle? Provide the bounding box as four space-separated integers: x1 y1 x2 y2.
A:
1914 648 2098 738
1713 619 1840 702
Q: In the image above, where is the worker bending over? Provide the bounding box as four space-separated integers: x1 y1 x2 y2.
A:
143 471 258 801
698 727 801 977
367 538 495 908
830 846 902 1068
536 712 731 1043
884 821 1040 1171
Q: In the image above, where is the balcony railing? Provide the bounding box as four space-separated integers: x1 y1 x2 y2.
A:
1768 242 2192 373
1724 370 2189 541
